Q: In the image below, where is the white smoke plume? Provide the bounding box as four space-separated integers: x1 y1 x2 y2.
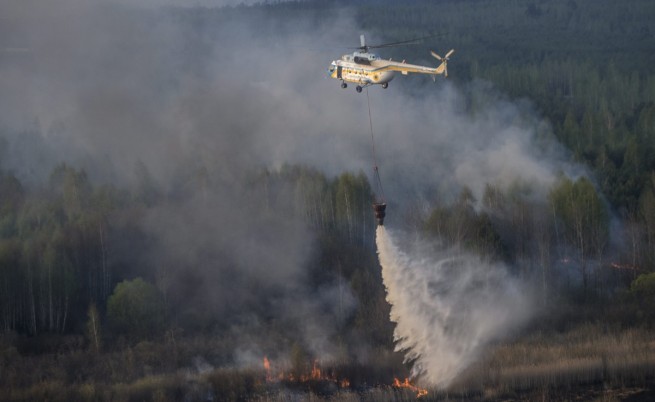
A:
376 226 533 388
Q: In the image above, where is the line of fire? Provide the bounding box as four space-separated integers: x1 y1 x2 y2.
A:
262 356 427 398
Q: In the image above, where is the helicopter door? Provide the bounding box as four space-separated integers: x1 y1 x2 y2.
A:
337 66 342 79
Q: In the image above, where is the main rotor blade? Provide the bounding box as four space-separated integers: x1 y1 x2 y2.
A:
360 34 366 48
367 34 444 49
445 49 455 59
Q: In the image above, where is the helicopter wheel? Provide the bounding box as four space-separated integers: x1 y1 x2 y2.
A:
341 82 347 89
356 86 362 93
382 82 388 89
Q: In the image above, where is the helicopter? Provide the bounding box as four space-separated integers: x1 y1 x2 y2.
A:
328 35 454 92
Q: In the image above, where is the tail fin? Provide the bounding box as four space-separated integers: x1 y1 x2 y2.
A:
430 49 454 78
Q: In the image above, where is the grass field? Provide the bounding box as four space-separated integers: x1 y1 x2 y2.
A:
1 323 654 401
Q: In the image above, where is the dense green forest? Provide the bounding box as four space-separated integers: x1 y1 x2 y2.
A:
1 0 655 400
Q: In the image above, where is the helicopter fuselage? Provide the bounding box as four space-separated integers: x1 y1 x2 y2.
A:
328 50 446 90
329 52 395 87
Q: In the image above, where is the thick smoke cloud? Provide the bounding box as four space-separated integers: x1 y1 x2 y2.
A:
1 0 579 369
0 1 580 197
0 1 361 361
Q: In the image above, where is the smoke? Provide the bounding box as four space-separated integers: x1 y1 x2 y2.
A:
0 1 582 197
0 0 583 369
376 226 533 388
0 0 363 362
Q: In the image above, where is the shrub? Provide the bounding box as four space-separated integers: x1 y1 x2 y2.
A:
630 272 655 323
107 278 166 340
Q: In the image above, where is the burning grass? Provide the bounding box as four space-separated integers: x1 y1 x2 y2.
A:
2 324 655 401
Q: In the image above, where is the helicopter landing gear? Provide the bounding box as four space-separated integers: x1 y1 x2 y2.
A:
382 82 388 89
356 85 363 93
341 82 347 89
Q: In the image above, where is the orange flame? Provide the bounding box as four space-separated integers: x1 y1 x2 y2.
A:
393 377 428 398
263 356 272 382
300 359 325 382
311 359 321 379
262 357 350 388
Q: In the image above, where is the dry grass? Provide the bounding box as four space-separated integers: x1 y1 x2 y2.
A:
248 388 423 402
2 324 655 401
451 323 655 398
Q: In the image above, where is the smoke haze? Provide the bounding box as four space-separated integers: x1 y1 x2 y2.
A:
0 1 581 195
1 0 582 374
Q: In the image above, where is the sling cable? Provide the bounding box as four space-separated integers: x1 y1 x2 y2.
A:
366 88 387 226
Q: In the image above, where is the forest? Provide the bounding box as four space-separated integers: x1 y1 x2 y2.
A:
1 0 655 400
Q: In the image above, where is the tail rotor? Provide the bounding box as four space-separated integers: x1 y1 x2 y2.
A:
431 49 454 77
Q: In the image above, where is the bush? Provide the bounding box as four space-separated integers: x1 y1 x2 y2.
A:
630 272 655 324
107 278 166 340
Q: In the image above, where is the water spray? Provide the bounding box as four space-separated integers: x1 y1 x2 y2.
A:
375 226 532 388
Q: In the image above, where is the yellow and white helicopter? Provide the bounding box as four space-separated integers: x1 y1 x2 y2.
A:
328 35 454 92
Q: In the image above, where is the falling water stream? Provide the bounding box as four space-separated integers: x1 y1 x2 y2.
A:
375 226 532 388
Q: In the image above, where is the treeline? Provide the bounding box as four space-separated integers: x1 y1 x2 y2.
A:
425 177 612 300
483 59 655 211
0 163 394 349
3 159 655 401
0 0 653 342
2 158 654 343
0 166 115 335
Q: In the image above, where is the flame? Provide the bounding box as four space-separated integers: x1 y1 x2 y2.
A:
393 377 428 398
262 357 350 388
299 360 327 382
262 357 429 396
263 356 272 382
310 359 321 379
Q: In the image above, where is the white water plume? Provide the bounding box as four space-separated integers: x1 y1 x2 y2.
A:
376 226 532 388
